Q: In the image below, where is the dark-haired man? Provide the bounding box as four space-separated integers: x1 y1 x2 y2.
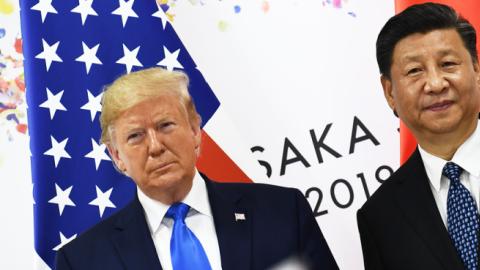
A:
357 3 480 270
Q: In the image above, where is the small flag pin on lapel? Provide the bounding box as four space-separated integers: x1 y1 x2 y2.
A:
235 213 246 221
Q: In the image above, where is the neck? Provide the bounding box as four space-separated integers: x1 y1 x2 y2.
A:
417 121 477 160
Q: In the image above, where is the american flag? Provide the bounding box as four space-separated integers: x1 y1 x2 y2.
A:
20 0 220 268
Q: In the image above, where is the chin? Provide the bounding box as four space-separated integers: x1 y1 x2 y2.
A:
420 107 462 128
423 118 463 135
151 173 191 189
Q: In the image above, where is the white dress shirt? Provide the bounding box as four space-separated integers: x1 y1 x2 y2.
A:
137 170 223 270
419 121 480 226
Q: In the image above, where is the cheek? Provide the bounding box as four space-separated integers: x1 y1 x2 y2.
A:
396 85 419 107
470 88 480 110
177 138 198 163
122 149 146 171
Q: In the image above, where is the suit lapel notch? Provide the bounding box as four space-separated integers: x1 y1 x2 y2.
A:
205 178 253 270
111 197 163 270
394 150 464 270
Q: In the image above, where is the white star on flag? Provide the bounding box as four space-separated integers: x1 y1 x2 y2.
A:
157 46 183 71
89 186 116 217
75 42 102 74
35 39 62 71
39 88 67 119
112 0 138 28
53 232 77 251
71 0 98 25
31 0 57 23
85 138 111 170
44 136 71 168
48 183 76 215
116 44 142 73
80 90 103 121
152 4 169 30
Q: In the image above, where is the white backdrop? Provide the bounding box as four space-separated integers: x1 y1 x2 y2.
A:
1 1 399 269
170 1 397 269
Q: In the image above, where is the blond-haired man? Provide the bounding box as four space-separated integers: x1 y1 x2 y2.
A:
55 67 338 270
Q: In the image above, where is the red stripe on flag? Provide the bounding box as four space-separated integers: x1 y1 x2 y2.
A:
395 0 480 164
196 130 253 183
399 121 417 164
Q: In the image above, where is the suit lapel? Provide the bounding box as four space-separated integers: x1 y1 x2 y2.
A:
204 175 252 270
110 197 163 270
394 149 464 269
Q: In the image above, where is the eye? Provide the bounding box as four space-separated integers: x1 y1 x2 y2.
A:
406 67 422 76
126 132 144 143
442 61 458 68
158 121 176 132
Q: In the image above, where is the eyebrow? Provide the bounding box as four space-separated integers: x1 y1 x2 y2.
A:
122 127 144 137
401 49 460 62
121 115 174 132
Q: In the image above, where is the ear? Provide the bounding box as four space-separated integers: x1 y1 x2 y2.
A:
474 61 480 86
107 143 126 172
474 62 480 113
191 115 202 155
381 75 396 111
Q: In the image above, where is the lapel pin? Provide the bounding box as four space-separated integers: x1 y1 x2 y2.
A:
235 213 246 221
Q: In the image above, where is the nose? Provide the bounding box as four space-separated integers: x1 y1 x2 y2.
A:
424 68 449 93
147 129 164 156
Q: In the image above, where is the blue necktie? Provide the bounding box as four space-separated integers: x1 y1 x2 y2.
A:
165 202 212 270
444 162 479 270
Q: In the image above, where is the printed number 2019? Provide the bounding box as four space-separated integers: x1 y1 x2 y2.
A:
305 165 393 217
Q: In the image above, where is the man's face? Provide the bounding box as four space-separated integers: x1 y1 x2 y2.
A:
108 93 201 202
382 29 480 142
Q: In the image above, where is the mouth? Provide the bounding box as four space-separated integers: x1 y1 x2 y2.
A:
424 100 454 112
149 162 175 174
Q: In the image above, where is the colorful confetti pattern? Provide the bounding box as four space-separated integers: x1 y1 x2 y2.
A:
158 0 356 32
0 0 27 143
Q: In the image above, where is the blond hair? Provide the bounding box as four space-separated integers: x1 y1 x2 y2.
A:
100 67 200 144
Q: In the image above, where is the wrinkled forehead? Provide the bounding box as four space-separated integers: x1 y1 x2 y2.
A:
392 29 466 64
119 93 187 121
108 93 189 137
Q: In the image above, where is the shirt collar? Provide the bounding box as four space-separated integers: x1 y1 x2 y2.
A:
183 170 213 218
451 121 480 178
418 146 447 192
137 169 212 234
418 120 480 191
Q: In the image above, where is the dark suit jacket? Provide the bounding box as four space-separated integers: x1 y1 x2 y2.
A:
357 149 465 270
55 174 338 270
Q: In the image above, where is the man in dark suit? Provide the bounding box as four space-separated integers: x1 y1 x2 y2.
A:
357 3 480 270
55 67 338 270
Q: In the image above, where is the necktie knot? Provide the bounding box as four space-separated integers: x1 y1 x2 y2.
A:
443 162 463 184
166 202 190 222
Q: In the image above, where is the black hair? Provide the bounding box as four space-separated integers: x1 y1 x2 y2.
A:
377 2 477 79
